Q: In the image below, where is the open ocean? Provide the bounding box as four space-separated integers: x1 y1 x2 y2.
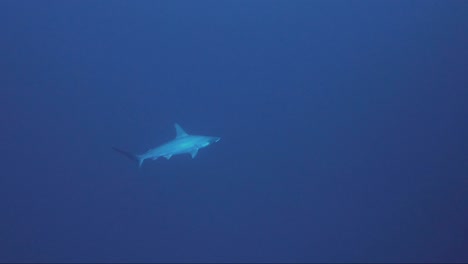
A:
1 0 467 262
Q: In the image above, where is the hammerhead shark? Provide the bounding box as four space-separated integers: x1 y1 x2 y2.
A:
113 123 220 168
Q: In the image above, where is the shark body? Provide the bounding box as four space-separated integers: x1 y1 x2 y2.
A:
113 123 220 168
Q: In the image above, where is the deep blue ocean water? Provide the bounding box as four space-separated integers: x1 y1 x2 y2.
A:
1 0 467 262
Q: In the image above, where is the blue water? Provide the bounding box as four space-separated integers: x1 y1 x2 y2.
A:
1 1 467 262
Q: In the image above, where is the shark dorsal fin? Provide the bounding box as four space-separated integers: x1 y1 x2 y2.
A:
174 123 188 138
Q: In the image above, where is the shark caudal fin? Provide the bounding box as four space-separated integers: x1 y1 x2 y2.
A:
112 147 144 168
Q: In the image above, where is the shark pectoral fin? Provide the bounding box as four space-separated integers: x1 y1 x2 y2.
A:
190 149 198 159
164 154 172 160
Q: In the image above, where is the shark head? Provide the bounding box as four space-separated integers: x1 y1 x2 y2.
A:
209 136 221 144
197 136 220 148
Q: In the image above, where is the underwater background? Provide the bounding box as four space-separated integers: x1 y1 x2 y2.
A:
1 0 467 262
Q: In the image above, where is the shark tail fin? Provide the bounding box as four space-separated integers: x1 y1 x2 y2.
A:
112 147 144 168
